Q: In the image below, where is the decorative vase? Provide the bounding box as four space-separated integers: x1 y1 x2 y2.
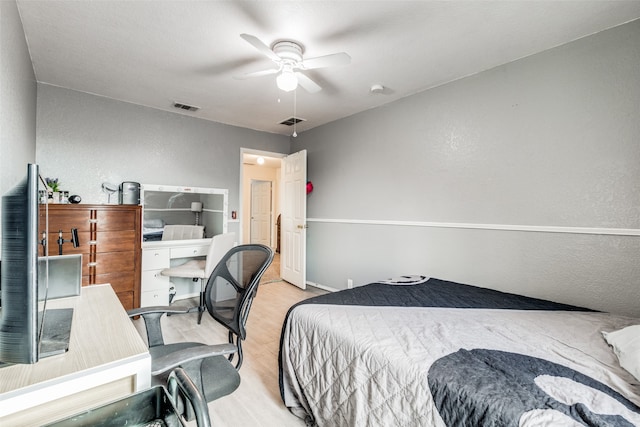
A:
52 191 60 203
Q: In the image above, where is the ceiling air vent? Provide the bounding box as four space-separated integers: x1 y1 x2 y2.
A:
173 102 200 112
279 117 305 126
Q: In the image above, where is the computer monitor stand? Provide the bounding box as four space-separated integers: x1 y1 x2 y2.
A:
39 308 73 358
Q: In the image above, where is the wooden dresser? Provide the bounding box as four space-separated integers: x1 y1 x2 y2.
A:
39 204 142 310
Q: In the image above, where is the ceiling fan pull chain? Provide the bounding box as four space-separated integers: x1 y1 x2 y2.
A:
293 90 298 138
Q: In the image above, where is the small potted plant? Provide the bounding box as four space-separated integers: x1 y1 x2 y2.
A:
45 177 61 203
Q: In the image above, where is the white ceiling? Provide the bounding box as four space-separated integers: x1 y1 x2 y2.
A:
16 1 640 136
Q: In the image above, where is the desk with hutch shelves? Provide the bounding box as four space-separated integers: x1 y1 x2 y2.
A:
140 184 228 306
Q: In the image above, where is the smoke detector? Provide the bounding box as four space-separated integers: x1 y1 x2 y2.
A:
370 84 384 94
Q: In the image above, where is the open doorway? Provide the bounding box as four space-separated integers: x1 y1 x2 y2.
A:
240 148 308 289
240 150 284 248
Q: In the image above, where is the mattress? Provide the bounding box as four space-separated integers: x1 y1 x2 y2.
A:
279 278 640 426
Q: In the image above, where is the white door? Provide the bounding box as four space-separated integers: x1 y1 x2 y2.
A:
281 150 307 289
250 180 271 246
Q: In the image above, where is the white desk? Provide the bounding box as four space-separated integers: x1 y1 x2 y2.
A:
0 285 151 426
141 238 211 306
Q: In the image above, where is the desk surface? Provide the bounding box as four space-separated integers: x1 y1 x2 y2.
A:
0 284 150 422
143 237 211 250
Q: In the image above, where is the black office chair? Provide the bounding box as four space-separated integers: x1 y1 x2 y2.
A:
128 244 274 407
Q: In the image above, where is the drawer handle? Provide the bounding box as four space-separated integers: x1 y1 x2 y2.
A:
89 219 98 223
89 240 98 245
87 262 97 267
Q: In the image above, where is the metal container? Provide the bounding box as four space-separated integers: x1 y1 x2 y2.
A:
119 181 140 205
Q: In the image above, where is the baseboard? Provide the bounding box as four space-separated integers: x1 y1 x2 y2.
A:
306 281 338 293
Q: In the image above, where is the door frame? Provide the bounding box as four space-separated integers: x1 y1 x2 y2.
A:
239 148 286 246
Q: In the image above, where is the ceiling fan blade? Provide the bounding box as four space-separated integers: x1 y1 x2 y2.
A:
234 68 279 80
301 52 351 70
240 33 280 62
296 72 322 93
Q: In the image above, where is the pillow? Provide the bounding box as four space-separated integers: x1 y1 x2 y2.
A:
378 275 429 285
602 325 640 381
143 218 165 228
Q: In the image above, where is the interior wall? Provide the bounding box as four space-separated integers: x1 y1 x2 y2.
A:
35 84 290 238
0 0 38 255
291 20 640 317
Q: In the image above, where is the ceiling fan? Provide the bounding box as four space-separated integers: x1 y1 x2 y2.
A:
235 33 351 93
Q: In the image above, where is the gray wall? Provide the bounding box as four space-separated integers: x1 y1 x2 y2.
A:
0 0 38 255
292 20 640 317
35 84 290 232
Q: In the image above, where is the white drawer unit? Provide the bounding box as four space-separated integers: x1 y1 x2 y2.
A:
141 239 213 305
142 269 170 291
142 248 170 270
141 249 171 307
141 288 170 307
140 268 171 307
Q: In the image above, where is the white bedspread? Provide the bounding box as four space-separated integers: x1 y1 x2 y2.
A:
281 305 640 426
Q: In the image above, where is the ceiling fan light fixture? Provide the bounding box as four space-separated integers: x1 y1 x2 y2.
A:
276 70 298 92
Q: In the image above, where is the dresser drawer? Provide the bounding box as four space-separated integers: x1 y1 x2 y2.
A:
170 245 208 259
43 232 91 256
93 230 138 253
39 206 92 232
142 248 170 270
94 251 136 274
116 291 135 311
95 271 135 293
97 209 138 231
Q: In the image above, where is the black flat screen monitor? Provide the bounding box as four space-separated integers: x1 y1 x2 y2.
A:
0 163 73 365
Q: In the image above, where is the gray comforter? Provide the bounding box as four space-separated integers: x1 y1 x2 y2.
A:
280 287 640 426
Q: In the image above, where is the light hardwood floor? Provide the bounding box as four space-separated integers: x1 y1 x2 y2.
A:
133 254 325 426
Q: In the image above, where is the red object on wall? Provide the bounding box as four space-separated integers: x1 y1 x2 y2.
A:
306 181 314 194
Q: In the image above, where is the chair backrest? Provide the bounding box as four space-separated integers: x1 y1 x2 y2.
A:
204 244 274 343
162 225 204 241
204 232 236 278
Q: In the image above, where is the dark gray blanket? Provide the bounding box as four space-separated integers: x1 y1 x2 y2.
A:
430 348 640 426
289 277 592 311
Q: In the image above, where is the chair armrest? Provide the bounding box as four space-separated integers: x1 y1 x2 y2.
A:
151 343 238 376
127 306 191 347
167 368 211 427
127 305 190 317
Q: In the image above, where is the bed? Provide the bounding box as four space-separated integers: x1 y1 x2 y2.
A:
279 277 640 426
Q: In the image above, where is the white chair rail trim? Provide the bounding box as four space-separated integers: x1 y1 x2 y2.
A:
306 218 640 237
